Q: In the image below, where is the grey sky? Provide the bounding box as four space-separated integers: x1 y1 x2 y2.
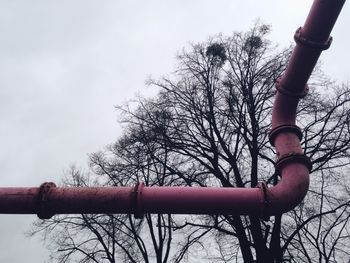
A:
0 1 349 262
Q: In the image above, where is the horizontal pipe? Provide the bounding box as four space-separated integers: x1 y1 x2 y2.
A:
0 187 132 216
0 175 308 218
0 185 262 217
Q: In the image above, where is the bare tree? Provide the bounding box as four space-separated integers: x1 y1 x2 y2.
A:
30 23 350 262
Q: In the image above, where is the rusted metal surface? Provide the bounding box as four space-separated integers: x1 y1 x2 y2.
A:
0 0 346 219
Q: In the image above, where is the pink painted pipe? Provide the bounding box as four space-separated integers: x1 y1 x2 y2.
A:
0 178 306 218
0 0 345 219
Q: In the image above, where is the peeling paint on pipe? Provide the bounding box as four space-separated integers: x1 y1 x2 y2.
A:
0 0 346 219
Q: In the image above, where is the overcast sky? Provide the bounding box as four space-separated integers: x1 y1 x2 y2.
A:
0 1 349 262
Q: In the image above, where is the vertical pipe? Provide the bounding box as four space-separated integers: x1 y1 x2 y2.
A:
268 0 346 214
276 0 346 99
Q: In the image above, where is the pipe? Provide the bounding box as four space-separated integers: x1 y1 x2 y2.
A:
268 0 345 214
0 183 264 219
0 0 346 219
0 179 310 219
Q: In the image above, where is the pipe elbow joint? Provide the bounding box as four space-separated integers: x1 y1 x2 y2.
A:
266 163 310 216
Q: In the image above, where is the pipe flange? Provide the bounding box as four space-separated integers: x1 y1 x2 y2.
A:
275 77 309 98
294 27 332 50
132 182 144 219
276 153 312 172
37 182 56 219
258 182 270 221
269 124 303 147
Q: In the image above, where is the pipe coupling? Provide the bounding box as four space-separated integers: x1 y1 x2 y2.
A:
276 152 312 172
37 182 56 219
275 77 309 98
132 182 144 219
258 182 270 221
294 27 332 50
269 124 303 147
